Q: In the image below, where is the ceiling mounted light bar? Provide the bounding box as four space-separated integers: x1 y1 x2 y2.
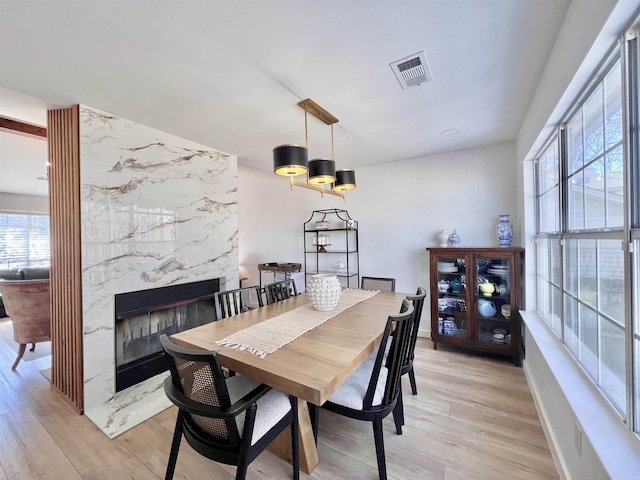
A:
273 98 356 200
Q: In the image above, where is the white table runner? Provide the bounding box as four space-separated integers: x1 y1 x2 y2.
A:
215 289 379 358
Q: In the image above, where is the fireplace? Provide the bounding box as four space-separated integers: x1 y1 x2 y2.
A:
114 278 220 392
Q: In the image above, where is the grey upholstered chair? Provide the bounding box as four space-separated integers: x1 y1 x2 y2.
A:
160 334 299 480
360 276 396 292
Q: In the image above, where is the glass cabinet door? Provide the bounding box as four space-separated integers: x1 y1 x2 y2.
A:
476 256 512 347
436 256 468 340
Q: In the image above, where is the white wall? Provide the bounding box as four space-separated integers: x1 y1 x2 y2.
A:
0 192 48 213
239 141 518 337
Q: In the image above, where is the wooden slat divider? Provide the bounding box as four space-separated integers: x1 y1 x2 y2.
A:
47 105 83 413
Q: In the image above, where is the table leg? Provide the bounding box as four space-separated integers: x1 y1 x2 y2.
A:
267 398 319 474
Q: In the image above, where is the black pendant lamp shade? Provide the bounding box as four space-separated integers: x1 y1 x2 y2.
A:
273 99 357 198
308 158 336 184
273 144 309 176
333 169 356 191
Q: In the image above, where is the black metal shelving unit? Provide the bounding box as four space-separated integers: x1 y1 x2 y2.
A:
303 209 359 289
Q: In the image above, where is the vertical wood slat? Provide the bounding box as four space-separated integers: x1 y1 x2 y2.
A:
47 105 83 413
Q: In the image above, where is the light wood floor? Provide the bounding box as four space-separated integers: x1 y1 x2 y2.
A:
0 333 559 480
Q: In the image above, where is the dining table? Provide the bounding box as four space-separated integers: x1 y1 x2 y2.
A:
170 289 409 474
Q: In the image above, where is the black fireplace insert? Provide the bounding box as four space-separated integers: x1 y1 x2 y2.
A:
114 278 220 392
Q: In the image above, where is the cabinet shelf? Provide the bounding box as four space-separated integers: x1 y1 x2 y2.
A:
428 247 524 365
307 270 359 277
304 250 358 254
304 209 360 289
305 228 357 233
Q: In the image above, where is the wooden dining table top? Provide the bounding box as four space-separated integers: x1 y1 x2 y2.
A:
170 290 408 406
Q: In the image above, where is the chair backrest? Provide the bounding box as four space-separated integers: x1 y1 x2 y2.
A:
360 276 396 292
214 285 264 320
265 279 298 304
363 299 414 410
403 287 426 370
0 279 51 344
160 334 243 449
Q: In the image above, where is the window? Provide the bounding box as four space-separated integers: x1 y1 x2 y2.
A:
0 213 51 269
566 61 624 231
535 139 562 337
535 53 632 425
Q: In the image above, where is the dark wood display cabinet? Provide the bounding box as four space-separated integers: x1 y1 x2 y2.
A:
427 247 524 365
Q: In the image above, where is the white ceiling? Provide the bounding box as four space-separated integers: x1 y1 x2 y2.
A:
0 0 571 197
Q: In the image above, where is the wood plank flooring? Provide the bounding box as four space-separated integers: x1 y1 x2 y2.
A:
0 331 559 480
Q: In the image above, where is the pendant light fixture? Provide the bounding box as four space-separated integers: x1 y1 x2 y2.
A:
273 98 356 199
273 144 308 177
334 169 356 191
308 158 336 184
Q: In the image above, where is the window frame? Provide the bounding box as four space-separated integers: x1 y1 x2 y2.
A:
534 41 637 436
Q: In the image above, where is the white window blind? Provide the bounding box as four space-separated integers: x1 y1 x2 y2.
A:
0 213 50 269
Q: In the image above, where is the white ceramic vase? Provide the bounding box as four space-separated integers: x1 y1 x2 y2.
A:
437 229 449 247
307 274 342 311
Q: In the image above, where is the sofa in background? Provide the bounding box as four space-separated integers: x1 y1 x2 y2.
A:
0 268 50 318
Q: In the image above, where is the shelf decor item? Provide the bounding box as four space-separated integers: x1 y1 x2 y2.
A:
313 233 331 252
496 214 513 247
448 230 461 247
306 274 342 311
438 229 449 247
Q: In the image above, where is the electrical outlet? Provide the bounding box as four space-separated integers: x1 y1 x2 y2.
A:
574 423 582 457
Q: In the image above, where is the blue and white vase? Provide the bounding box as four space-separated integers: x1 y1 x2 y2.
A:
496 215 513 247
448 230 461 247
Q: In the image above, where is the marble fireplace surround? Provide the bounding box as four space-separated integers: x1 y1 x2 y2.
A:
79 105 238 438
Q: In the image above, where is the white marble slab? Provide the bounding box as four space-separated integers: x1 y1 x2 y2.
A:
79 105 237 436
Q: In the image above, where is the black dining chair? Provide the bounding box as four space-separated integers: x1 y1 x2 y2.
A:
159 334 299 480
360 276 396 292
265 279 298 304
214 285 264 320
392 286 426 435
312 299 414 480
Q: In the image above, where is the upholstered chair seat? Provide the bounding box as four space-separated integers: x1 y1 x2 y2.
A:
327 358 388 410
226 375 294 445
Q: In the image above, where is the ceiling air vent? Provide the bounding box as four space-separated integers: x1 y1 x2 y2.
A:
389 51 433 89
